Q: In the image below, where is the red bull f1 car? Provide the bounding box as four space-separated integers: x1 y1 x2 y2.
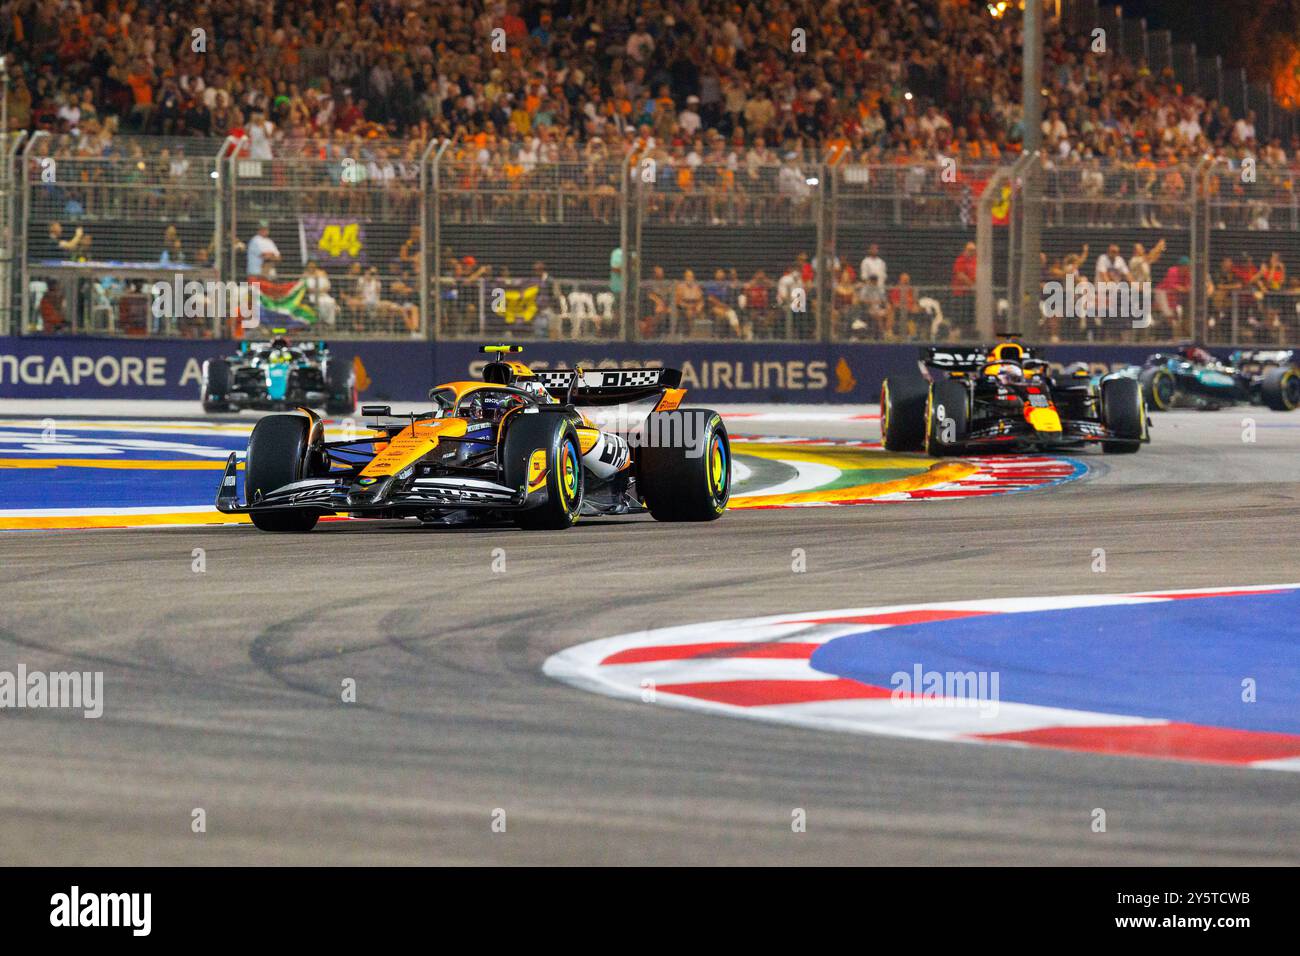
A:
880 340 1150 455
215 345 730 531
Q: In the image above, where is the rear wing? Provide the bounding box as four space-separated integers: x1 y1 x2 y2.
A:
921 344 1042 373
1229 349 1295 367
921 347 989 372
534 367 682 405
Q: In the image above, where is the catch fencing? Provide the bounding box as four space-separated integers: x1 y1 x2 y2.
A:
2 135 1298 347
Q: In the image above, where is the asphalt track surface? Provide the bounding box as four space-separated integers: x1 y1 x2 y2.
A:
0 404 1297 865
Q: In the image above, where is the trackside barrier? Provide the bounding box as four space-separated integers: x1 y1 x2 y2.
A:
0 337 1245 405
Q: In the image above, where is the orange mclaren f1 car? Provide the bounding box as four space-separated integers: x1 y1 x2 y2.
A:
215 345 730 531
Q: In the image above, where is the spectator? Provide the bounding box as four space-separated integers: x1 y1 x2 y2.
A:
1156 257 1193 337
1211 255 1244 332
859 243 887 286
704 268 746 338
1080 159 1106 227
890 273 924 340
245 222 280 278
833 265 858 338
857 274 893 339
357 265 382 326
1095 244 1130 285
776 265 805 338
640 265 672 338
1258 251 1286 334
740 270 773 338
673 269 705 330
1128 239 1166 333
951 242 977 330
299 261 333 328
246 110 274 160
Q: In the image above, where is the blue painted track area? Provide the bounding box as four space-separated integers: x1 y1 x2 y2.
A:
810 589 1300 735
0 421 245 513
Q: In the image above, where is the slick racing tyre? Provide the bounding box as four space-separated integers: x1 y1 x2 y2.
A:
924 379 969 457
201 359 231 414
1138 365 1175 411
324 359 357 417
637 409 730 521
1101 376 1146 454
245 414 321 532
880 376 928 451
1260 366 1300 411
503 413 584 530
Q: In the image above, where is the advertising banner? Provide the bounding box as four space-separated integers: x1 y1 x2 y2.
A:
0 337 431 402
2 336 1226 404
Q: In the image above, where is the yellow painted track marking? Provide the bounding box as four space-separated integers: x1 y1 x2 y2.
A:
730 460 976 508
729 442 976 508
0 459 237 470
733 444 933 471
0 513 252 531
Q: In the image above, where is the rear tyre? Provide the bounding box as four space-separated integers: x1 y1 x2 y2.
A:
638 409 730 521
502 413 584 530
324 359 356 417
1138 365 1175 411
1101 377 1145 454
880 376 928 451
924 379 969 457
1260 366 1300 411
245 414 321 531
201 359 231 413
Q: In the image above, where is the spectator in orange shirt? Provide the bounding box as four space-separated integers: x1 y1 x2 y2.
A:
125 69 153 131
890 273 924 339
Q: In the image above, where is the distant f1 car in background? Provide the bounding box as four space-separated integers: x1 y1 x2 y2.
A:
216 344 730 532
880 340 1149 455
201 336 356 416
1122 346 1299 412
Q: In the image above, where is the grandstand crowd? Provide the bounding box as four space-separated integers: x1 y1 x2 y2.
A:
3 0 1289 165
4 0 1298 343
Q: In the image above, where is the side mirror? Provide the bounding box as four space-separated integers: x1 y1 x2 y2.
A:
361 405 391 417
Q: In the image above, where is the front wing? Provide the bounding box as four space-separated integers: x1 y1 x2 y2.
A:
215 454 528 516
957 415 1147 449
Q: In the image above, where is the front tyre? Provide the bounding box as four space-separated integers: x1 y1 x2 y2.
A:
880 376 928 451
638 409 730 521
924 379 969 457
201 359 231 413
1138 365 1175 411
502 413 584 529
1260 366 1300 411
1101 376 1146 454
245 414 321 531
324 359 356 417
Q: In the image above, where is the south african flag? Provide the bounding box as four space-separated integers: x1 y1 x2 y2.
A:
255 279 318 328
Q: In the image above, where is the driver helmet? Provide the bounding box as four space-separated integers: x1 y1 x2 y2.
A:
997 364 1025 386
519 379 551 402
